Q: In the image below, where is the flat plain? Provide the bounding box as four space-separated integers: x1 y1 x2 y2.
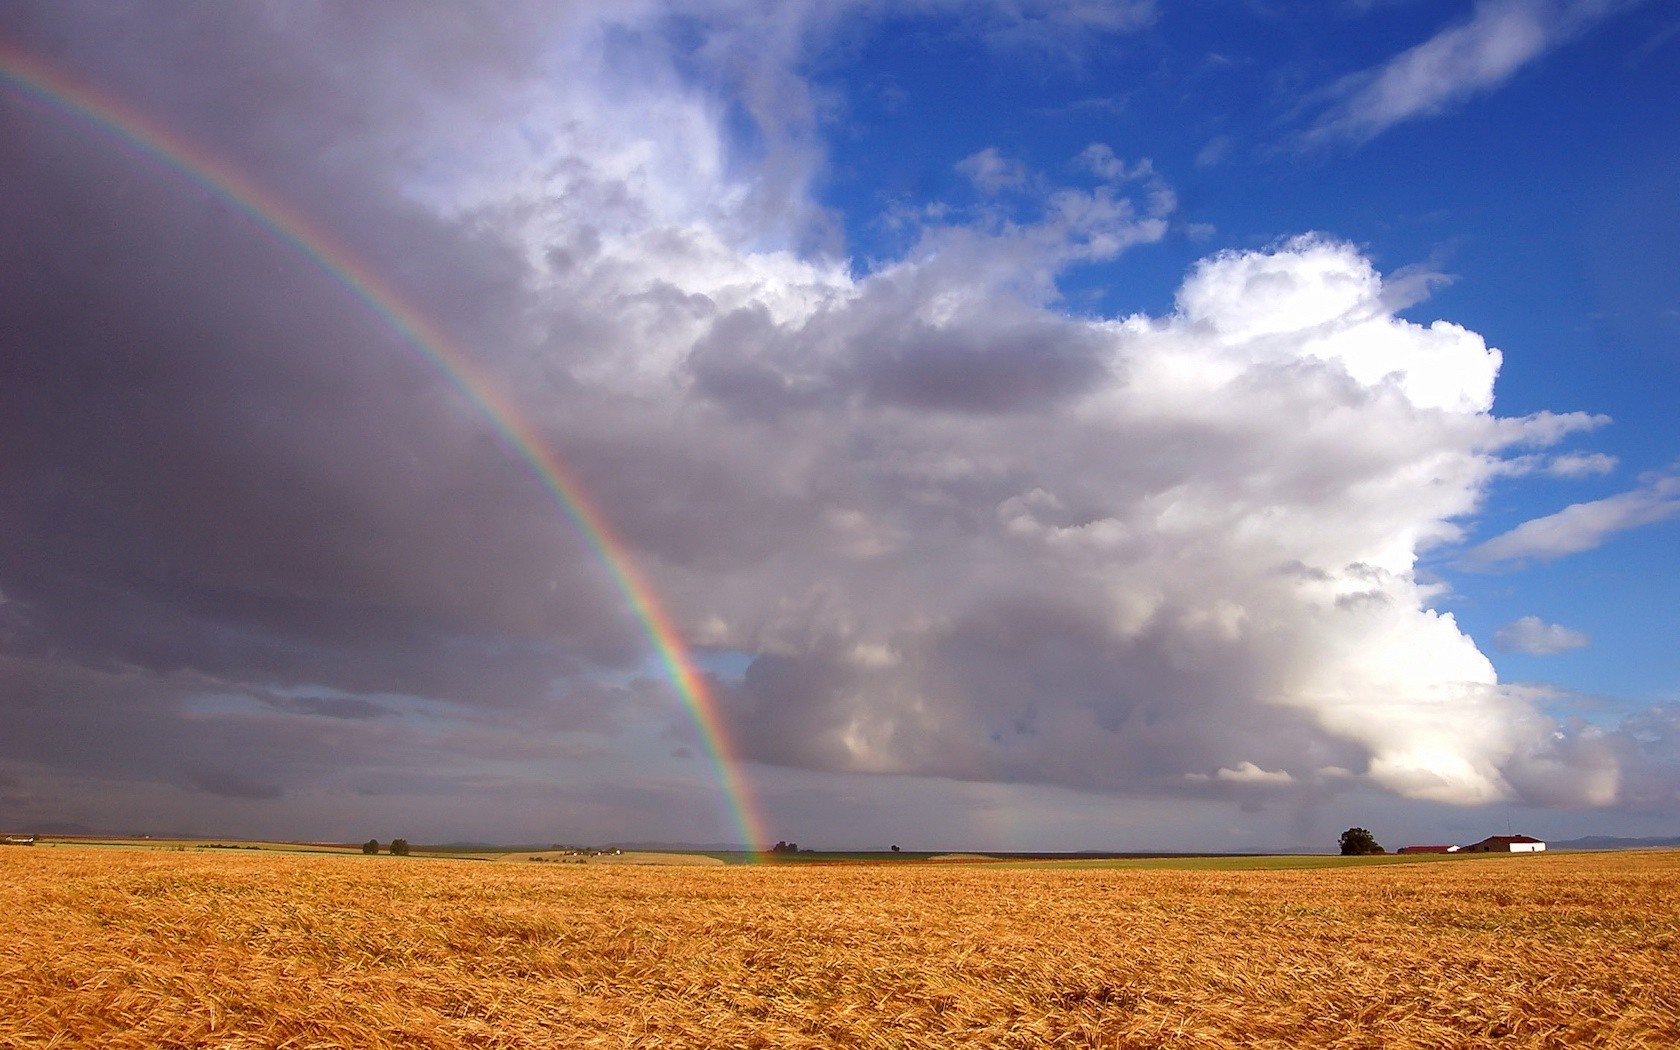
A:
2 847 1676 1047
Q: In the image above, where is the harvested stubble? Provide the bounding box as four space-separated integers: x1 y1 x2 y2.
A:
2 849 1677 1048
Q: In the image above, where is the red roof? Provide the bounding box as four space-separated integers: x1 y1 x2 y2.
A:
1461 834 1546 850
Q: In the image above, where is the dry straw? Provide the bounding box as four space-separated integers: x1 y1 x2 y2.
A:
2 849 1677 1047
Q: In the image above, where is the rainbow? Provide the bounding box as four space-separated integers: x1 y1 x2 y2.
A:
0 43 769 855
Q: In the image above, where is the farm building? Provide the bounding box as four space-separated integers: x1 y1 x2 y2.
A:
1397 844 1458 854
3 835 36 846
1459 835 1545 853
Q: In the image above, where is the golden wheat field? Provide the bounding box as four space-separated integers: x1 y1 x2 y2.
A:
2 848 1677 1048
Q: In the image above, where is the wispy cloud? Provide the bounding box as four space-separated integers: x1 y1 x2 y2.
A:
1306 0 1643 144
1493 615 1589 654
1546 452 1618 477
1469 472 1680 565
1498 450 1619 478
1215 762 1295 785
957 147 1032 194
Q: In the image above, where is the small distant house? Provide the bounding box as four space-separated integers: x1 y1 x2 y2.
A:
3 835 36 846
1460 834 1545 853
1397 844 1457 854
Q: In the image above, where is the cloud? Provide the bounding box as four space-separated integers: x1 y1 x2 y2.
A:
1306 0 1643 144
257 695 391 720
1500 715 1622 807
958 147 1032 194
187 767 285 801
705 233 1609 809
1215 762 1295 785
1194 135 1232 169
1467 473 1680 565
0 2 1645 841
1076 144 1148 182
1618 705 1680 809
963 0 1157 52
1493 615 1589 654
1545 451 1618 477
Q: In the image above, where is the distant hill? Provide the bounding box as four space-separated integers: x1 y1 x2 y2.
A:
1552 835 1680 851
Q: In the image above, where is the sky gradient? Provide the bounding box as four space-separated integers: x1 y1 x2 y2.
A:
2 1 1677 852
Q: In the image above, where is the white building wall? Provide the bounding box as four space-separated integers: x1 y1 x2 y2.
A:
1509 842 1545 853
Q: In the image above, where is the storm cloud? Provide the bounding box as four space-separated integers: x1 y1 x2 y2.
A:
0 2 1662 843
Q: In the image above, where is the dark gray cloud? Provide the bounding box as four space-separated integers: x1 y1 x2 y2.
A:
847 308 1113 413
0 6 654 689
0 4 676 834
689 286 1116 417
257 695 390 721
725 593 1369 807
187 766 284 801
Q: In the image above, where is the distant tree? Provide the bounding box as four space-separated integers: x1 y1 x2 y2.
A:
1339 827 1382 856
361 839 380 855
770 841 799 854
389 838 411 856
891 844 901 853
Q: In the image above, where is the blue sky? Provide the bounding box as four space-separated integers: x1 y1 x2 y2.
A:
1 1 1677 851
